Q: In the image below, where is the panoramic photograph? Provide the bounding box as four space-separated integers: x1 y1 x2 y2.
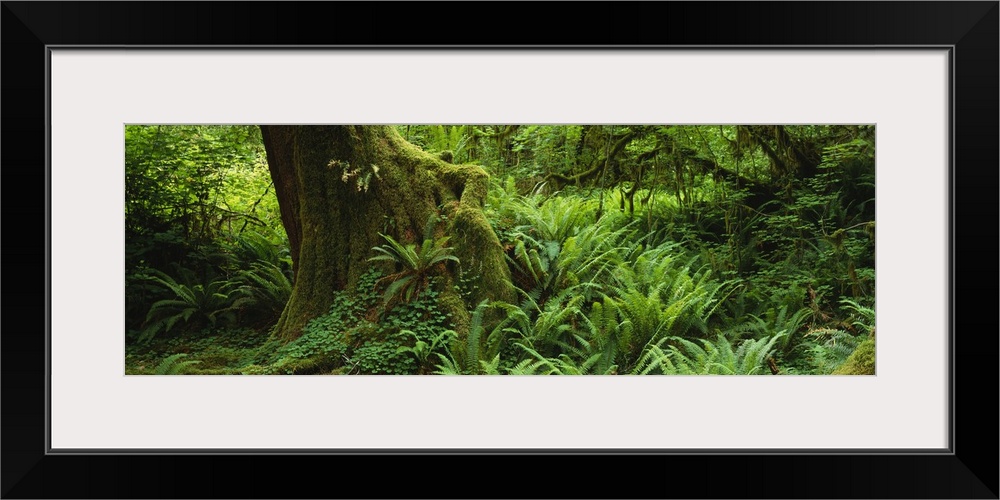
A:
125 125 875 375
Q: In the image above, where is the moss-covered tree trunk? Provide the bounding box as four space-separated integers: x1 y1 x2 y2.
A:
260 125 514 341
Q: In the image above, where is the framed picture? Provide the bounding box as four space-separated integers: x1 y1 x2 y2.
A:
4 2 996 498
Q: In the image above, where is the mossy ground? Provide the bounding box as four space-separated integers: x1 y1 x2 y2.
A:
125 327 271 375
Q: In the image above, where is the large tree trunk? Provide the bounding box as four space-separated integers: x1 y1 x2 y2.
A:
260 125 514 341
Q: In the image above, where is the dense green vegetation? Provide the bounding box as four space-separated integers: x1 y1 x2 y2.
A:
125 124 875 375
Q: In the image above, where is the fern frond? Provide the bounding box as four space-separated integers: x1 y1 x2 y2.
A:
464 299 491 374
631 343 680 375
153 353 201 375
506 358 544 375
479 354 502 375
432 352 464 375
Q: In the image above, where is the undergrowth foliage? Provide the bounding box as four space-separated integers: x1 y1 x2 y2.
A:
238 268 454 375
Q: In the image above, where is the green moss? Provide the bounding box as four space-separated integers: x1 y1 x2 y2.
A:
273 353 340 375
436 162 490 208
450 206 515 307
459 168 490 208
193 347 246 369
240 353 341 375
832 337 875 375
437 286 471 337
269 126 514 344
239 364 269 375
186 367 237 375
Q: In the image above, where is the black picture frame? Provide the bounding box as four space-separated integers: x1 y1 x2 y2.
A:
3 2 996 498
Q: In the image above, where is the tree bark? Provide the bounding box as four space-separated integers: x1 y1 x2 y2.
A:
260 125 514 341
544 130 637 189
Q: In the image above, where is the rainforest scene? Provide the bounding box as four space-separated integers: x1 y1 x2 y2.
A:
125 125 875 375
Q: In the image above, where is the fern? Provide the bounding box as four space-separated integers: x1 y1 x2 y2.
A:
396 329 457 375
588 296 627 374
615 286 668 362
139 269 241 343
630 342 682 375
515 343 615 375
427 301 507 375
799 328 864 374
610 243 730 342
505 195 631 304
234 260 292 323
733 334 786 375
368 231 459 309
464 300 490 374
662 333 784 375
508 285 596 358
724 304 810 352
512 195 591 245
153 353 201 375
230 228 290 268
479 354 502 375
432 352 463 375
506 358 546 375
840 299 875 335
